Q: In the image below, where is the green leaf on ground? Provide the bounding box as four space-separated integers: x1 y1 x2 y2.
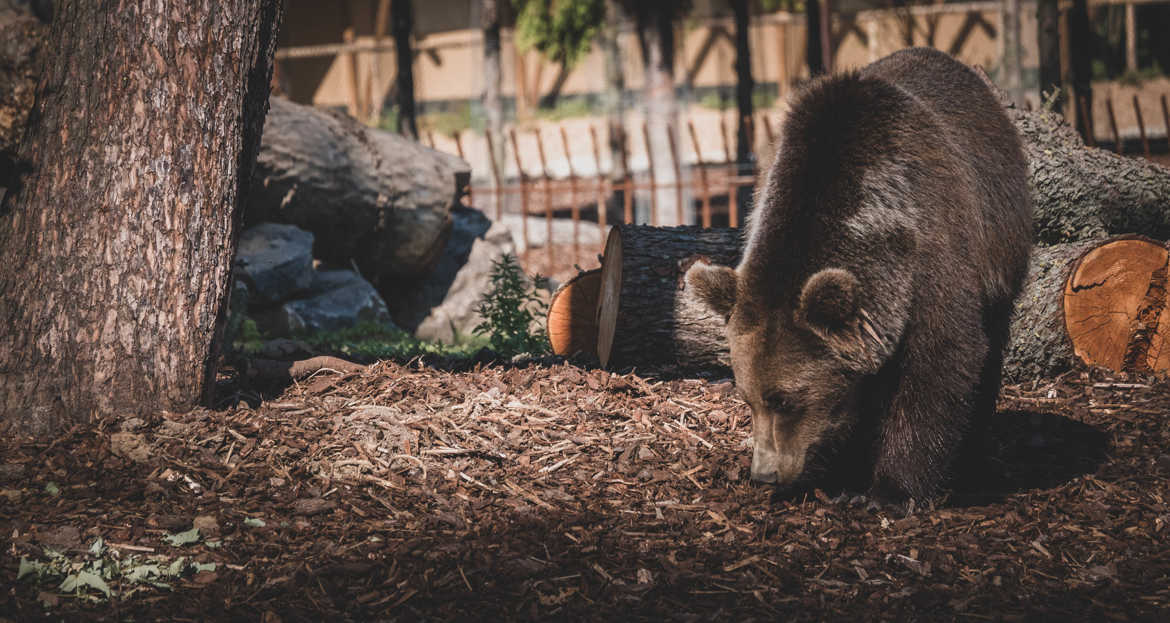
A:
163 528 200 546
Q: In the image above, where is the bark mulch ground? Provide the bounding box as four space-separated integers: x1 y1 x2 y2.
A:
2 361 1169 621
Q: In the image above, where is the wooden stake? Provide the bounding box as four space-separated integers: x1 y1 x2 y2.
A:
588 125 607 255
720 115 733 164
509 128 530 264
560 126 581 261
619 126 633 224
1133 95 1150 158
688 121 712 228
666 125 684 226
533 128 554 274
1079 95 1096 147
1106 97 1121 153
484 130 503 221
1162 95 1170 151
641 122 658 226
453 131 470 206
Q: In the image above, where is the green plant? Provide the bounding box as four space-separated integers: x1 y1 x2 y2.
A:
299 322 487 361
474 254 550 357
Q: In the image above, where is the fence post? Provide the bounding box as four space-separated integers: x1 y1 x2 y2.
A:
559 126 580 262
1132 95 1149 158
484 130 503 221
641 122 658 226
588 125 608 256
666 125 684 226
1106 97 1121 153
508 128 530 267
533 128 554 275
688 120 712 228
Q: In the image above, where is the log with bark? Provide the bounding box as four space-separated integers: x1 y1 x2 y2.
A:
246 96 471 288
594 227 741 370
567 226 1170 381
968 65 1170 244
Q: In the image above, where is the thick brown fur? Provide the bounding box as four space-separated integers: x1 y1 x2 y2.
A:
686 48 1032 501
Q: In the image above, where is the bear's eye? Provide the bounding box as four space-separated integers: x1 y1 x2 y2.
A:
763 392 794 413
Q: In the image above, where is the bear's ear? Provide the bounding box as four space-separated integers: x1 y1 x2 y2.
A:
685 261 738 319
797 268 860 335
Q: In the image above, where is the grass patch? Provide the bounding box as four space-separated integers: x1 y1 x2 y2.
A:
299 322 488 362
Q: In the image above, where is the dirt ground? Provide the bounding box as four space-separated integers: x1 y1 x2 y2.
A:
2 360 1169 622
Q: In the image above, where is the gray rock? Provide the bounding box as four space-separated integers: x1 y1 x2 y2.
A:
261 271 397 336
388 206 517 343
234 223 314 306
247 97 471 289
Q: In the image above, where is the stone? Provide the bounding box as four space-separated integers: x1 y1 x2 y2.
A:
234 223 314 306
193 515 220 537
110 432 151 463
259 270 397 336
247 97 471 289
388 206 517 343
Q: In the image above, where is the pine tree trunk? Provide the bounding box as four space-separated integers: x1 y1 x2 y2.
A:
392 0 418 140
481 0 503 178
1036 0 1061 106
805 0 825 77
732 0 754 168
0 0 282 436
635 9 681 225
1068 0 1093 141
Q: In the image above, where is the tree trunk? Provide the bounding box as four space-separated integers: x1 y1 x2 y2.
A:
481 0 504 185
805 0 826 77
591 228 1170 381
634 8 681 225
1005 101 1170 244
596 226 741 370
1000 0 1023 105
392 0 418 140
1068 0 1093 141
732 0 754 169
604 1 629 183
1036 0 1062 107
0 0 282 436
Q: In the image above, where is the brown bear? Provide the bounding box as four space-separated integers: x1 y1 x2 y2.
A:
685 48 1032 501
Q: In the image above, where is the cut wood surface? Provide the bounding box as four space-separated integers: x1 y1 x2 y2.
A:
596 226 741 370
547 269 602 357
1064 236 1169 374
584 226 1170 380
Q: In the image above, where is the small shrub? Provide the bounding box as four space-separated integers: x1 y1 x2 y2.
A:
474 254 550 358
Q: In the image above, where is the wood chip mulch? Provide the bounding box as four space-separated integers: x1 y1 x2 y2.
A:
2 361 1169 621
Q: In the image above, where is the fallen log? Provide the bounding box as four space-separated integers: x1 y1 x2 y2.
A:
246 97 471 287
1006 235 1170 381
595 226 740 369
584 226 1170 380
969 65 1170 244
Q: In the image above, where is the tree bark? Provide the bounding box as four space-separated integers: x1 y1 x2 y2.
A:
1005 102 1170 244
392 0 418 140
596 226 741 370
0 0 282 436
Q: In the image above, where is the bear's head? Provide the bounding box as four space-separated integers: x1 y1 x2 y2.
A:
685 260 881 488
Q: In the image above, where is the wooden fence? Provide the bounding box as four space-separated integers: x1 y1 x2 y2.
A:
424 92 1170 274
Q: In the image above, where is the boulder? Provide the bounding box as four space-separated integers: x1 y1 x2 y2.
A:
233 223 315 306
388 206 517 343
247 96 471 290
260 269 397 336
